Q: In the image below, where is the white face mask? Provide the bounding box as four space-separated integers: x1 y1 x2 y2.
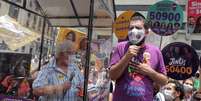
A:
128 28 145 45
161 89 175 101
183 84 193 93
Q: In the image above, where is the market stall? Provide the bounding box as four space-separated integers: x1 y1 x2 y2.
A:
1 0 116 100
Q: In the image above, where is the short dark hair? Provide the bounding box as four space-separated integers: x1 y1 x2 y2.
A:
130 12 149 30
168 80 184 100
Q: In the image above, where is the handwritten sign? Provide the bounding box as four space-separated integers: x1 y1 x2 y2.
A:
162 42 199 80
147 0 183 36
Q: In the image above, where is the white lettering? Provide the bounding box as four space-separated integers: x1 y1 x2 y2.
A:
169 57 186 66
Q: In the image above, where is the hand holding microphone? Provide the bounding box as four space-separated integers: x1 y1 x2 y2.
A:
69 72 75 82
126 45 140 59
62 72 75 99
63 72 75 90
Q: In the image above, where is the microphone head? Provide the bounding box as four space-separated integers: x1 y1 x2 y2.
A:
69 72 75 82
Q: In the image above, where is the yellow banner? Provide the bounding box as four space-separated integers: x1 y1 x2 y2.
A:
0 15 40 50
56 28 86 50
113 10 134 40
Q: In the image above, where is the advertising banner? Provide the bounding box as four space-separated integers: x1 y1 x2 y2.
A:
147 0 183 36
162 42 199 80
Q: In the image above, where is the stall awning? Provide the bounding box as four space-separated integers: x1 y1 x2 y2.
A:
37 0 115 28
0 15 40 50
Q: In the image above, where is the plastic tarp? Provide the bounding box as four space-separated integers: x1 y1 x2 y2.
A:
0 15 40 50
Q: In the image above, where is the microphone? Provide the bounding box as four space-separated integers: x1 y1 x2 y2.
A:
128 38 146 66
69 72 75 82
63 72 75 99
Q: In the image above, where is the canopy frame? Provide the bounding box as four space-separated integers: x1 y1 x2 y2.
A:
2 0 116 100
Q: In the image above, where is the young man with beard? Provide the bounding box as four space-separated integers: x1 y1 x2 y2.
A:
32 40 84 101
109 12 168 101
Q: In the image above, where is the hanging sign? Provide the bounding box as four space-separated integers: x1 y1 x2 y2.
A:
162 42 199 80
113 10 134 40
187 0 201 34
147 0 183 36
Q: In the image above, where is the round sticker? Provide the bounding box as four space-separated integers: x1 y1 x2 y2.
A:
147 0 183 36
162 42 199 80
113 10 134 40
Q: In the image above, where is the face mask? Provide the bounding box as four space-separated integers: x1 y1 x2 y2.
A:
183 84 193 93
161 89 175 101
128 28 145 45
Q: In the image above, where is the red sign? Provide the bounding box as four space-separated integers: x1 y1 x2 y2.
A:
188 0 201 17
187 0 201 34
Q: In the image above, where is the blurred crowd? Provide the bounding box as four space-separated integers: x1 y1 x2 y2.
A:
153 72 201 101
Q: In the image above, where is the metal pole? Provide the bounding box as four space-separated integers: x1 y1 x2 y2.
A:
38 17 46 70
2 0 43 17
23 0 26 8
83 0 94 100
112 0 117 20
159 36 163 50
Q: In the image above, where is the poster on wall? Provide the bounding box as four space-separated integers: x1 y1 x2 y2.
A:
0 52 32 100
162 42 199 80
56 28 86 50
147 0 183 36
187 0 201 34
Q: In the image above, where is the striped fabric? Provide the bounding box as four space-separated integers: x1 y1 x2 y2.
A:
32 58 84 101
